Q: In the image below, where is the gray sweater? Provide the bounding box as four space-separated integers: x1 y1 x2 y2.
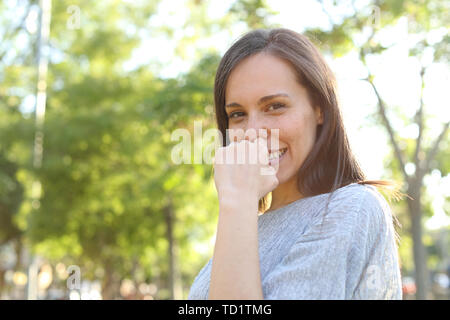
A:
187 182 403 299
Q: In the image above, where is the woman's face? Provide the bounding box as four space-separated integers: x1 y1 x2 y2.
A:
225 52 323 186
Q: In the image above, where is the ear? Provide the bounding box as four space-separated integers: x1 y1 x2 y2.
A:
314 107 323 125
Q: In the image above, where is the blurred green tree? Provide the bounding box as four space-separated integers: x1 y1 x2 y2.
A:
307 0 449 299
1 0 221 299
0 0 37 297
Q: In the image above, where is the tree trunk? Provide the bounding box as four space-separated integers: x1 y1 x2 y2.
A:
0 269 5 298
101 263 118 300
164 198 183 299
407 180 429 299
14 239 23 270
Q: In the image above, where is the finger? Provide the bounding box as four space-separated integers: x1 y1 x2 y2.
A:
260 164 277 176
236 139 249 164
269 159 279 174
244 128 257 142
268 128 280 153
225 141 237 164
256 135 268 153
258 128 268 140
256 136 269 165
246 139 259 164
228 128 245 143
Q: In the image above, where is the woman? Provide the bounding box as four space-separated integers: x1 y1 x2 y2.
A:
187 28 403 300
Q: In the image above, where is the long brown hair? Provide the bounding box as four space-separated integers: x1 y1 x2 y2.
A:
213 28 404 224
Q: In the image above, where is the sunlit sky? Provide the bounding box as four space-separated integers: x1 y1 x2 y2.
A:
8 0 450 231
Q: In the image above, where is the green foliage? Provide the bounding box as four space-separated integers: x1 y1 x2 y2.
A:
229 0 279 29
308 0 449 284
0 0 226 298
0 154 23 245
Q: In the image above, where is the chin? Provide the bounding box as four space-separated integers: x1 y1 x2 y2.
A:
275 159 301 187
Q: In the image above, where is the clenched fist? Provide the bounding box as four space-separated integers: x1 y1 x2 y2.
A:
213 132 279 207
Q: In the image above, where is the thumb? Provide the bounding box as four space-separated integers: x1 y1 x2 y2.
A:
260 164 277 176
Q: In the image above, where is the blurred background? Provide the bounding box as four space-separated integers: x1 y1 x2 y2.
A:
0 0 449 300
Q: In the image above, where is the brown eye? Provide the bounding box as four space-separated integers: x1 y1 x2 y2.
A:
229 111 245 118
267 103 286 111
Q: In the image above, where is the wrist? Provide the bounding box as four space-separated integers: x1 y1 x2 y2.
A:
218 192 259 212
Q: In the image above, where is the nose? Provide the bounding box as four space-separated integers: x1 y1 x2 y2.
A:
245 114 267 138
245 115 278 150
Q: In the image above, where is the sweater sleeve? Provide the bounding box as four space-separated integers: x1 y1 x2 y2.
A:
261 186 402 300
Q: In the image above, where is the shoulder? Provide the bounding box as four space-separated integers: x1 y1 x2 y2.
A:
330 182 388 210
306 183 394 241
331 182 391 220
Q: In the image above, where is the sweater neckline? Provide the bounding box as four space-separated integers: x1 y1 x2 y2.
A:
259 182 358 217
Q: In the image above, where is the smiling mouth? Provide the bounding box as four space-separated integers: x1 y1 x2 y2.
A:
268 147 288 161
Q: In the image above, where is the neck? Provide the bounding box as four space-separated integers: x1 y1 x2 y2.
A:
268 175 303 212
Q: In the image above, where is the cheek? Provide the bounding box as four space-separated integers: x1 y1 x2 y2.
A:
282 114 317 157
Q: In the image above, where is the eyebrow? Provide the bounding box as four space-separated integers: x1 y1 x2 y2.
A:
225 93 289 108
